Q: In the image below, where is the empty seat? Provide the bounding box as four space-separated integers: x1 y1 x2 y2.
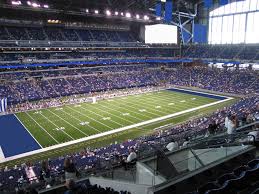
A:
198 182 219 194
216 173 237 186
233 165 250 177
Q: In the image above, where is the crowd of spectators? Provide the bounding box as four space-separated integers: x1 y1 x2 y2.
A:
0 64 258 105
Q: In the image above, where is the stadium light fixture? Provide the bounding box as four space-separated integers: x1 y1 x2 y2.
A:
94 10 99 14
121 12 124 16
11 1 22 5
144 15 149 20
156 17 161 20
43 4 49 8
136 14 140 19
115 11 119 16
106 10 111 16
85 9 89 13
27 1 31 5
31 2 40 8
125 12 131 18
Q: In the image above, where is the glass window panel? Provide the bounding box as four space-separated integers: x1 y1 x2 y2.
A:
236 1 244 12
246 12 255 43
224 3 231 14
208 18 213 43
233 14 246 43
215 17 223 44
213 7 219 16
221 16 232 43
257 0 259 10
249 0 257 11
230 2 237 13
217 6 225 15
243 0 250 12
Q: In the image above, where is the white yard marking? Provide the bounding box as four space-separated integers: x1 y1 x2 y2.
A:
85 103 136 124
168 103 175 105
34 111 42 114
139 109 146 112
80 122 90 126
180 100 186 102
66 106 114 130
79 105 124 127
102 117 111 120
55 108 63 111
54 127 65 131
155 106 161 109
24 112 59 144
60 108 101 133
46 109 89 137
100 101 150 120
192 98 196 100
122 113 130 116
39 112 74 140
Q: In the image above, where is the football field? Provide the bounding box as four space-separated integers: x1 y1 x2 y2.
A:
15 89 229 149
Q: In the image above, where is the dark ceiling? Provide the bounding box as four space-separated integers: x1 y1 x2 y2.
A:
4 0 200 13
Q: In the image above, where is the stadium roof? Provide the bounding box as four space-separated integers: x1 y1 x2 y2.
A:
2 0 199 13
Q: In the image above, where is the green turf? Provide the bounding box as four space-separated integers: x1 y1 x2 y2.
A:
0 91 237 168
16 90 220 148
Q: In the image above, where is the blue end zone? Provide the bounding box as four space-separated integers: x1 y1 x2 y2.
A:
167 88 227 100
0 115 41 157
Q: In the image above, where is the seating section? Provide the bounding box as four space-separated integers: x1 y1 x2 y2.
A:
0 26 137 43
0 65 258 104
0 48 173 61
183 44 259 61
194 159 259 194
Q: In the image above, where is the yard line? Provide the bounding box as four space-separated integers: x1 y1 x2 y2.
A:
25 112 59 144
137 91 210 110
79 105 124 127
101 100 153 120
113 95 170 115
143 92 207 109
66 106 114 131
85 103 137 124
60 109 102 133
94 102 145 122
46 109 89 137
154 91 212 104
39 112 74 140
105 98 162 117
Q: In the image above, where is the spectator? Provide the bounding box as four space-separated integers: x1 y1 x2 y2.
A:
40 160 52 185
64 158 79 180
227 115 237 135
166 138 179 151
182 137 190 147
121 147 137 170
64 179 87 194
208 121 218 135
225 113 230 131
248 129 259 142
